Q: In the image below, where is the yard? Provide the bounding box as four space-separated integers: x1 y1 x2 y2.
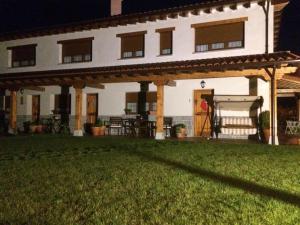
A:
0 136 300 225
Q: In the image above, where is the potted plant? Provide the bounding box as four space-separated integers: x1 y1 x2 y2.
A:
91 119 106 136
174 123 187 138
259 111 270 143
124 108 132 115
30 120 44 134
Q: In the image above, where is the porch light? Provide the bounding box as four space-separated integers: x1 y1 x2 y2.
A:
200 80 206 89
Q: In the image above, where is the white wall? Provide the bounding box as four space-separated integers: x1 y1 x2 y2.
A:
0 3 273 74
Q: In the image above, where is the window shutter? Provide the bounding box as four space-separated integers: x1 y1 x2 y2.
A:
62 40 92 57
12 46 35 62
160 31 172 54
126 93 138 103
146 92 157 103
195 22 244 47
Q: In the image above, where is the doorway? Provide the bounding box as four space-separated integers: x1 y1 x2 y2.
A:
194 90 214 137
32 95 40 122
86 94 98 124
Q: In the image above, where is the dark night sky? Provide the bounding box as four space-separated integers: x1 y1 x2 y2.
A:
0 0 299 53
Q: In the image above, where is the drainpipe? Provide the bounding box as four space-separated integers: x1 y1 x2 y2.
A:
261 0 271 54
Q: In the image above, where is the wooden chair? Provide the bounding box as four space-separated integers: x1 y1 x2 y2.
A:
107 117 123 135
163 117 173 137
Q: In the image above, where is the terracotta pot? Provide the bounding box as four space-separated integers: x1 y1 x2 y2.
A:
176 128 187 138
91 126 106 136
263 128 270 143
30 125 44 133
30 125 37 133
35 125 44 133
286 136 300 145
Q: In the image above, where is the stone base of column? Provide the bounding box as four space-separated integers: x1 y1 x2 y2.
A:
73 130 84 137
268 136 279 145
8 127 16 135
155 132 165 140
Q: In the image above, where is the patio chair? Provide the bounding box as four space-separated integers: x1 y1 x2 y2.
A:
285 120 299 135
163 117 173 137
107 117 123 135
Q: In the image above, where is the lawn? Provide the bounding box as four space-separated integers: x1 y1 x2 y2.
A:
0 136 300 225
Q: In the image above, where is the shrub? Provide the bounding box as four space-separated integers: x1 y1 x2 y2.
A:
174 123 186 133
259 111 270 130
93 119 105 127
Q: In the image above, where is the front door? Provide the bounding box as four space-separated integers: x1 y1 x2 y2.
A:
87 94 98 124
32 95 40 121
194 90 214 137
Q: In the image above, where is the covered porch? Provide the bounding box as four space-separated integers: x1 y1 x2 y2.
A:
0 52 299 144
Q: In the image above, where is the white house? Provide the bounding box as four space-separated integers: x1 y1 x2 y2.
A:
0 0 299 144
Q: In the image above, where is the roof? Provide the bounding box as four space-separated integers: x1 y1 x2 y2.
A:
0 0 289 42
0 51 299 88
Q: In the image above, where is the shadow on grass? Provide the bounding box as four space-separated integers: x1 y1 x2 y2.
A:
131 150 300 207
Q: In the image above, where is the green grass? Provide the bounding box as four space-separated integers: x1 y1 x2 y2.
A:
0 135 300 225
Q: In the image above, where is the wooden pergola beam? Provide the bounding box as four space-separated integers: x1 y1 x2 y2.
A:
23 86 45 92
86 83 105 89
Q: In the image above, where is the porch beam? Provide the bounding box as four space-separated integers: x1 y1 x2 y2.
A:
154 80 165 140
277 89 300 94
165 80 176 87
86 83 105 89
8 89 18 134
23 86 45 92
73 82 85 137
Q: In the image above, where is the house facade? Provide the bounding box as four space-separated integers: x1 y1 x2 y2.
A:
0 0 299 143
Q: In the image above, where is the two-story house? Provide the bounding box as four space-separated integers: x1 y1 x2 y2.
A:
0 0 299 144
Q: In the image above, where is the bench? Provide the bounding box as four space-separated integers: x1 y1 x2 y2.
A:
219 117 258 138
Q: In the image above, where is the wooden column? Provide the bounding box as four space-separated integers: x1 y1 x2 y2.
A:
297 96 300 121
270 71 279 145
154 81 165 140
73 83 85 136
9 90 17 134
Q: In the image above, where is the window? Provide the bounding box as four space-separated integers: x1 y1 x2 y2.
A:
54 94 71 114
125 92 157 114
58 38 93 64
117 31 147 59
156 27 175 56
192 18 246 52
7 44 37 68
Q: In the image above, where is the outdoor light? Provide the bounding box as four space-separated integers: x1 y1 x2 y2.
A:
200 80 206 89
20 88 24 95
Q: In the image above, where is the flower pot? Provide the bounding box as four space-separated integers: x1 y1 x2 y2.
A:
35 125 44 133
176 128 187 138
263 128 270 143
91 126 106 136
30 125 43 133
30 125 37 133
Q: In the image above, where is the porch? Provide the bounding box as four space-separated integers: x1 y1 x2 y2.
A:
0 52 299 144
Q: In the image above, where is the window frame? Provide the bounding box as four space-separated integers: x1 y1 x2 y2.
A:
57 37 94 64
155 27 175 56
192 17 247 53
125 92 157 115
117 31 147 59
7 44 37 68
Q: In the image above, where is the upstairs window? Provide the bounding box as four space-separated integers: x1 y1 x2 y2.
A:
192 18 247 52
156 27 175 56
58 38 93 64
8 44 37 68
117 31 147 59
